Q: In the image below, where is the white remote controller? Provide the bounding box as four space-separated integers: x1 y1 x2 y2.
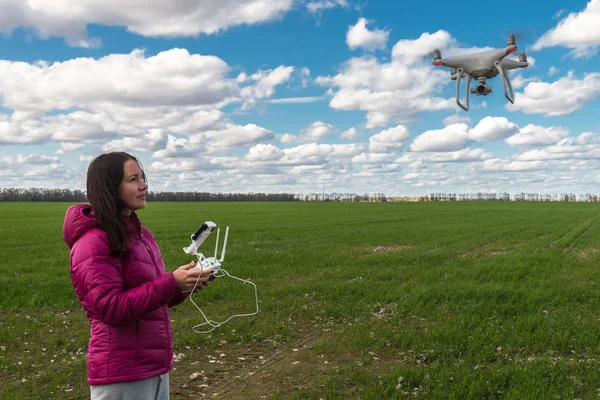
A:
191 257 221 273
183 221 229 274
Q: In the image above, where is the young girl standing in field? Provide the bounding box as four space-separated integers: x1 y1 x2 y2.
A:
63 151 212 399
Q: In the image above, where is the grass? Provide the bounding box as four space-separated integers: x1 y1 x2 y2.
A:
1 201 600 399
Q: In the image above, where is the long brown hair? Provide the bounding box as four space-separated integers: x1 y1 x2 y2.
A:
86 152 146 257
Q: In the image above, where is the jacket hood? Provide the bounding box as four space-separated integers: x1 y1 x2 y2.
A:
63 204 143 249
63 204 101 249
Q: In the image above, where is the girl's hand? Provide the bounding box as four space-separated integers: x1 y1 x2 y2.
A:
173 261 213 293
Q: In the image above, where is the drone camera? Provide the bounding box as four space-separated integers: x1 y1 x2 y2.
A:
471 84 492 96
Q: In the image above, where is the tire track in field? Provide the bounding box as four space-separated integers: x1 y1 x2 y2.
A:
541 215 598 253
171 330 325 399
458 217 561 258
560 216 598 254
210 331 322 399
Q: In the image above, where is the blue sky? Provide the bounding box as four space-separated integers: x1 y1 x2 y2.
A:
1 0 600 196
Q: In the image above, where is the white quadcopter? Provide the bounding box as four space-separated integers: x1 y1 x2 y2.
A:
433 33 529 111
183 221 259 333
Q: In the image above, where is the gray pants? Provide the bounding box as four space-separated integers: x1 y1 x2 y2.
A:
90 373 169 400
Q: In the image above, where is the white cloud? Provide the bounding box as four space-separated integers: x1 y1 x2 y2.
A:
0 153 70 185
102 130 168 153
474 158 548 173
267 96 326 104
346 18 389 52
306 0 350 13
240 66 295 109
279 121 333 144
392 30 454 65
443 114 471 126
244 144 285 162
532 0 600 58
340 127 363 141
352 152 397 164
0 49 237 112
516 132 600 161
316 55 455 127
410 123 469 152
282 143 364 165
548 66 559 76
56 143 85 154
368 125 410 153
507 71 600 116
0 0 294 47
316 29 506 127
505 125 570 147
202 123 275 152
398 148 493 163
468 116 519 141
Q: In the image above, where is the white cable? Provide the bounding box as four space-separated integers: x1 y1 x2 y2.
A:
183 224 259 334
188 268 259 334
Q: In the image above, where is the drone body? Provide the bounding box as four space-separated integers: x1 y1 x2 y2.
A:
433 34 529 111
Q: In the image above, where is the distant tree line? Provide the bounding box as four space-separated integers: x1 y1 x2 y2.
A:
4 187 599 203
298 192 387 202
0 188 387 202
419 192 600 202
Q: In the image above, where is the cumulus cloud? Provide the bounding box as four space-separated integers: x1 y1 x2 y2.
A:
306 0 350 14
267 96 326 104
202 123 275 153
368 124 410 153
392 30 454 65
505 125 570 147
0 0 294 47
279 121 334 144
0 153 71 186
316 55 455 128
532 0 600 58
443 114 471 126
239 66 295 109
0 48 293 155
474 158 548 173
515 132 600 161
398 148 493 163
340 127 363 141
468 116 519 141
507 71 600 116
317 29 503 127
244 144 285 162
410 123 469 152
346 18 389 52
102 130 168 153
0 49 237 112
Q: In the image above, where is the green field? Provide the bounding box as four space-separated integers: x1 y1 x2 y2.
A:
1 201 600 399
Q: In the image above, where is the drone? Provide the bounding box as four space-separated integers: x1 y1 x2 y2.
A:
183 221 259 334
432 34 529 111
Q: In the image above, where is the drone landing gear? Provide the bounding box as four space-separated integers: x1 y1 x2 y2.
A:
494 61 515 104
455 68 472 111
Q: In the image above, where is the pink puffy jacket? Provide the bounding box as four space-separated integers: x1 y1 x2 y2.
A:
63 204 188 385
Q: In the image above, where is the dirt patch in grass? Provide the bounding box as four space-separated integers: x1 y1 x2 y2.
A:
169 327 408 399
369 245 411 253
169 329 332 399
576 248 600 260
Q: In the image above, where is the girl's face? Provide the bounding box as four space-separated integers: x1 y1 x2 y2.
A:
119 159 148 215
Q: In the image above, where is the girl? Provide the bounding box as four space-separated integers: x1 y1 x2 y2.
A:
63 151 212 399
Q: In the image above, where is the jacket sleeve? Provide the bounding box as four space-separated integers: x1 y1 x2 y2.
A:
73 254 182 327
168 291 190 308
